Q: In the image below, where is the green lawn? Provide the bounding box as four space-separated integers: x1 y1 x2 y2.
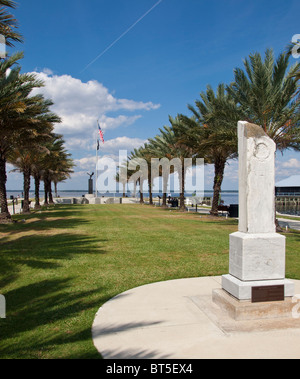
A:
0 204 299 359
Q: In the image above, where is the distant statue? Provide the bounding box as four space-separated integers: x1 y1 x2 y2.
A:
87 173 94 195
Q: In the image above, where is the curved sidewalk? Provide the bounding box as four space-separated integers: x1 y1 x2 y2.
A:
92 276 300 359
278 218 300 231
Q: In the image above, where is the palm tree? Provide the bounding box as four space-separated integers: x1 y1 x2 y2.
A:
227 49 300 151
168 116 195 211
0 53 46 222
148 124 185 209
228 49 300 229
52 155 74 198
0 0 23 49
8 97 60 213
149 119 192 212
180 84 241 216
137 143 157 205
116 163 129 198
42 134 69 205
127 164 140 198
31 148 49 209
148 133 171 208
10 148 43 213
128 147 148 204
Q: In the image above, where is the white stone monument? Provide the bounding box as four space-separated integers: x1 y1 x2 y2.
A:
222 121 295 301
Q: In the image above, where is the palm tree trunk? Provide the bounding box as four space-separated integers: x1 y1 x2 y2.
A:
148 169 153 205
44 175 49 205
179 162 186 212
22 167 31 214
210 156 226 216
49 180 54 204
161 174 169 208
34 174 41 209
162 193 167 208
0 152 11 223
140 179 144 204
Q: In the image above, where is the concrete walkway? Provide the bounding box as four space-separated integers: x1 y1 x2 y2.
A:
92 276 300 359
278 218 300 231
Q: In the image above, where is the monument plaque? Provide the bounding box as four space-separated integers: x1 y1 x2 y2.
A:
222 121 295 302
252 285 285 303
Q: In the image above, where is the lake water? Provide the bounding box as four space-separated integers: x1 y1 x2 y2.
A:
7 190 239 206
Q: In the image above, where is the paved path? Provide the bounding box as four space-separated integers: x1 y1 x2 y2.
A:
92 276 300 359
278 217 300 231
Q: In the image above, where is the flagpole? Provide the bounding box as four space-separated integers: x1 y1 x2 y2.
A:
96 120 105 198
96 120 99 198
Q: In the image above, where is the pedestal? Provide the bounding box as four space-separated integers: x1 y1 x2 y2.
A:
222 275 295 301
223 231 295 301
213 288 297 321
229 232 286 281
88 179 93 195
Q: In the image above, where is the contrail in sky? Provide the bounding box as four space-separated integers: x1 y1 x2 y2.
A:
81 0 164 73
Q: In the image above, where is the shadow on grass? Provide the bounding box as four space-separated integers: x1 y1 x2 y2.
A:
0 205 113 358
0 278 110 359
1 205 92 235
0 205 106 287
0 232 107 290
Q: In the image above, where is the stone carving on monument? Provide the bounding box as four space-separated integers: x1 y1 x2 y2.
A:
221 121 295 302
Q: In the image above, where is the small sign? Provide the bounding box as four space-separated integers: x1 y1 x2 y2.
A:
252 285 285 303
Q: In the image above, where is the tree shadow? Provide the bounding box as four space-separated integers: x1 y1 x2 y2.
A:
0 278 111 359
1 206 93 236
93 320 163 336
0 231 107 290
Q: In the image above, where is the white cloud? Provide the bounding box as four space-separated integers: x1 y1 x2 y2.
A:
73 137 146 177
99 137 146 155
99 115 142 131
276 158 300 181
42 68 54 76
30 71 160 153
282 158 300 169
74 156 97 171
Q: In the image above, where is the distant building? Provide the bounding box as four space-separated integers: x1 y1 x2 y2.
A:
275 175 300 196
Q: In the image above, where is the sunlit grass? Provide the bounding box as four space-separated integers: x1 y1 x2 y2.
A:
0 204 299 358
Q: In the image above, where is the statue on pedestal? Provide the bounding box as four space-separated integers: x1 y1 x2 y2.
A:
87 172 94 195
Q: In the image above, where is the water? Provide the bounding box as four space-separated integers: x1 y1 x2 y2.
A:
7 190 88 199
7 190 239 205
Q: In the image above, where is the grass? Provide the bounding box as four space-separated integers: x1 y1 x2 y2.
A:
276 214 300 221
0 204 299 359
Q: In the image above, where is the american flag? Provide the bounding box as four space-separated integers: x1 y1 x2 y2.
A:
98 122 105 144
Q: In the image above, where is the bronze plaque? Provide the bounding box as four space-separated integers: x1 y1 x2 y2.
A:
252 285 285 303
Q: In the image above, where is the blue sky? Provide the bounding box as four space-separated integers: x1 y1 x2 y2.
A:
6 0 300 191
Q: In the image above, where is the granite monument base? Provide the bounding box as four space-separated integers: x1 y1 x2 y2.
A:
213 287 297 321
